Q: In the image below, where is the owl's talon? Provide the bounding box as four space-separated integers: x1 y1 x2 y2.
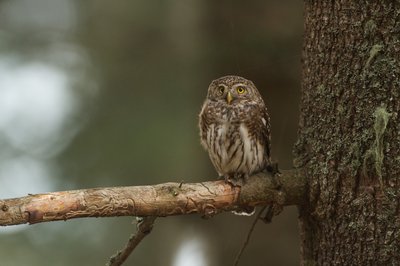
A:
224 175 244 187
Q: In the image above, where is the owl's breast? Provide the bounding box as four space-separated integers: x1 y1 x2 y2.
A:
215 104 245 123
199 100 267 176
201 120 266 177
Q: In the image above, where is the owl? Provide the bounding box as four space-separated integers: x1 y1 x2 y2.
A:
199 75 271 183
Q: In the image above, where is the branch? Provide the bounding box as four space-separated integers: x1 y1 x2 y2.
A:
107 216 156 266
0 169 305 226
233 206 267 266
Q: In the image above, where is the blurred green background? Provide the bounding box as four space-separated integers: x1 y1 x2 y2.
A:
0 0 302 265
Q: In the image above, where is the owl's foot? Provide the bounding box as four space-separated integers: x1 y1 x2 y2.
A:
224 174 245 187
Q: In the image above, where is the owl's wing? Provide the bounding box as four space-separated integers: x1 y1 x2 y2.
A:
243 105 271 165
249 106 271 165
261 107 272 163
199 103 212 150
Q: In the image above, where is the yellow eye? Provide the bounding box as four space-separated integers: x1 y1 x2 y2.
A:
237 86 246 94
217 85 225 95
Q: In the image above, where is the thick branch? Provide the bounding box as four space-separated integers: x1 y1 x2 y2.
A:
0 169 305 226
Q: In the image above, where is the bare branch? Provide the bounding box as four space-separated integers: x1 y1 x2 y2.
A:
0 169 305 226
233 206 267 266
107 216 156 266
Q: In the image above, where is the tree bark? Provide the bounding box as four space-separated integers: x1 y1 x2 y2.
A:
295 1 400 265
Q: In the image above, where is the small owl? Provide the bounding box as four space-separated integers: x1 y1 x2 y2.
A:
199 75 271 182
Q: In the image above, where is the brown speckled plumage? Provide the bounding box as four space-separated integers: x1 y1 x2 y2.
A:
199 75 271 181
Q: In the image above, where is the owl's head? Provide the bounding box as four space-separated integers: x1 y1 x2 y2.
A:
207 75 263 105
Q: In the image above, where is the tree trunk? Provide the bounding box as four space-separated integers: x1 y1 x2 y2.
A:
295 1 400 265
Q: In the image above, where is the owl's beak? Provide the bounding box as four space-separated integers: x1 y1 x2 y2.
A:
226 92 233 104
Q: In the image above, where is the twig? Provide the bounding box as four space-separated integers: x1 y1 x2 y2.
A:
233 206 267 266
107 216 156 266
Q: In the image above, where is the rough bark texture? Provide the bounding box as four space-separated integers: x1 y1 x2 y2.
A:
0 170 304 226
295 1 400 265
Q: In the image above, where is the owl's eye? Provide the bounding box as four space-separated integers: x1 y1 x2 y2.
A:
217 86 225 95
237 86 246 94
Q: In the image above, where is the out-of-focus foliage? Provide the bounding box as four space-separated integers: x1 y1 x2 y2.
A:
0 0 302 265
